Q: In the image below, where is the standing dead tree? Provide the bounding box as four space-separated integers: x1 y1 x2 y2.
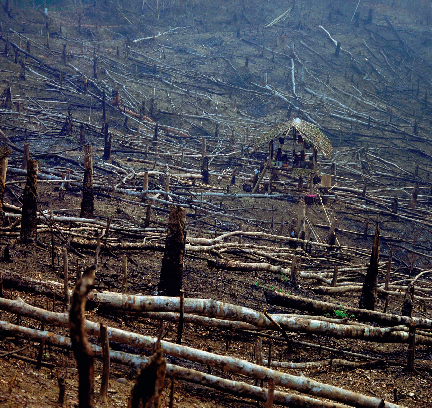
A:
20 159 38 243
0 145 11 222
359 225 380 310
80 145 94 218
158 206 186 296
69 265 96 408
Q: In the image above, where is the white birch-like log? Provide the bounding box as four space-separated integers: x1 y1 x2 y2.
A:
0 317 402 408
0 320 360 408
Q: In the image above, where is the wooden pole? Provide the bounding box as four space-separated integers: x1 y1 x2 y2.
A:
331 266 338 287
176 289 185 344
36 338 45 370
359 225 380 311
63 248 69 308
80 145 94 219
0 147 9 219
406 323 416 372
265 379 275 408
121 255 128 294
99 323 110 403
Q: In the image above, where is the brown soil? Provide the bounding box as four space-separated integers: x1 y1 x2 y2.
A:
0 1 432 407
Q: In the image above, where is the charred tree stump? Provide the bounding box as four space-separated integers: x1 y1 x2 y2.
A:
4 86 12 109
401 284 415 317
128 349 167 408
406 323 416 372
69 265 96 408
335 41 341 57
359 225 380 310
20 159 38 243
58 376 66 405
202 156 209 184
158 206 186 296
80 145 94 219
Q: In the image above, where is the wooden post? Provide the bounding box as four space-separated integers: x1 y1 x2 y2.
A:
168 375 175 408
359 225 380 310
153 124 158 155
62 44 67 65
63 248 69 308
99 323 110 403
144 204 151 228
291 256 300 288
331 266 338 287
164 172 170 201
158 206 186 296
58 376 66 405
103 123 111 160
36 338 45 370
0 146 9 219
142 171 149 201
265 379 275 408
80 145 94 219
102 91 106 124
93 55 98 79
20 160 38 243
406 323 416 372
176 289 185 344
202 156 209 184
121 254 128 293
327 217 337 249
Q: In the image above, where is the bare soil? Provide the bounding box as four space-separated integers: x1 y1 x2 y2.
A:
0 1 432 407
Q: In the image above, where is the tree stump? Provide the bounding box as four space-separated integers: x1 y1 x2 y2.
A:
80 145 94 218
359 225 380 310
20 159 38 243
158 206 186 296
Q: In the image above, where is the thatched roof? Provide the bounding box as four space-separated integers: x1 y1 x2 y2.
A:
253 118 332 158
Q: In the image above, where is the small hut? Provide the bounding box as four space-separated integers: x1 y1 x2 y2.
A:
251 118 332 195
253 118 332 169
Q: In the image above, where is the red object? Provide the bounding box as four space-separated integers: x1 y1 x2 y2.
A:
305 194 317 205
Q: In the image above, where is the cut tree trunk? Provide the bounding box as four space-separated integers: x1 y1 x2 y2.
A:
158 206 186 296
20 159 38 243
359 225 380 310
80 145 94 218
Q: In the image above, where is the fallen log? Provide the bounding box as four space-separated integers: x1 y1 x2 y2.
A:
0 317 401 408
0 320 359 408
265 291 432 329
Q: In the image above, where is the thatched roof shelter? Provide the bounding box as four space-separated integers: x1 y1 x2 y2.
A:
254 118 332 158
